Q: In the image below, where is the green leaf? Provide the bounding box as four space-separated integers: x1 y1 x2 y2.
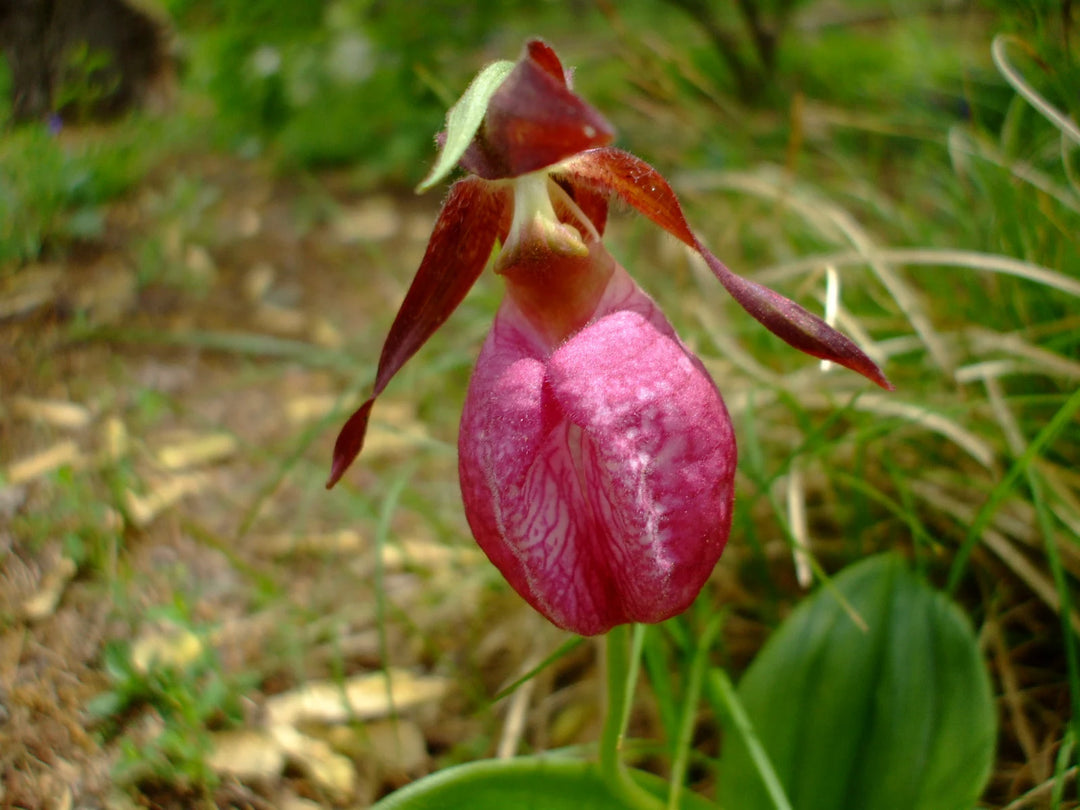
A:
415 60 513 193
371 755 714 810
717 553 996 810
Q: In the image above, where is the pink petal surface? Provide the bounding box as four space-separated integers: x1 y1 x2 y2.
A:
459 264 736 635
558 148 893 390
327 177 508 488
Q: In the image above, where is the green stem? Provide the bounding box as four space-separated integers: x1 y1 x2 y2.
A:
600 624 629 781
600 624 664 810
621 624 647 738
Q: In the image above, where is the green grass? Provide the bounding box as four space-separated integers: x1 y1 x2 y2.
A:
88 599 253 794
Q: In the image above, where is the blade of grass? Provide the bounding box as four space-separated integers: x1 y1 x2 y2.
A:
910 478 1080 633
1050 731 1076 808
830 468 938 554
992 34 1080 147
1028 467 1080 764
373 465 416 725
1001 765 1078 810
70 325 353 370
641 625 680 755
708 668 793 810
947 386 1080 594
755 249 1080 300
623 624 647 740
492 636 586 702
947 126 1080 216
667 614 722 810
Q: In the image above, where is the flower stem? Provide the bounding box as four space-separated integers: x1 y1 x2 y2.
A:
600 624 664 810
599 624 629 779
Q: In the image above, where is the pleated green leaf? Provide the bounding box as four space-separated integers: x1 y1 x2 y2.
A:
717 553 995 810
371 756 714 810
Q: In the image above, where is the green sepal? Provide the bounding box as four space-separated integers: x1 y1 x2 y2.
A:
415 60 513 193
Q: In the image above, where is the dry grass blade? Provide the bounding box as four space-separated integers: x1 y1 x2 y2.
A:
947 127 1080 216
10 397 93 429
785 463 812 588
265 669 450 727
819 265 840 373
992 34 1080 147
910 479 1080 634
963 329 1080 382
755 248 1080 300
1000 767 1079 810
1041 470 1080 558
986 609 1043 781
798 391 996 469
496 661 538 760
5 441 85 484
982 375 1028 460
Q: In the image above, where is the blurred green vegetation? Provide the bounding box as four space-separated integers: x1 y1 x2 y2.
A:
3 0 1075 266
165 0 611 174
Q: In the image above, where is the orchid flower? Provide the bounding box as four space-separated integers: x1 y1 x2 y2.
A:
328 40 891 636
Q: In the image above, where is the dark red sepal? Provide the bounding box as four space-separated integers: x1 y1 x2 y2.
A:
524 39 571 87
558 148 893 390
326 177 509 488
327 399 375 489
478 42 614 178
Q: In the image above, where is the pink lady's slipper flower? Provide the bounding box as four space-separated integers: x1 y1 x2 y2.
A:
328 41 890 636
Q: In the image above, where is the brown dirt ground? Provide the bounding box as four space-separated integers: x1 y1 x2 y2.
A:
0 153 582 808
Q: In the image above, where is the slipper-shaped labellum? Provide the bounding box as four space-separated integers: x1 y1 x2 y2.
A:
328 40 891 636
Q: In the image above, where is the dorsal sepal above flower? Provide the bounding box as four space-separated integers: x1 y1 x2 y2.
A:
460 40 615 180
558 148 894 390
522 39 572 87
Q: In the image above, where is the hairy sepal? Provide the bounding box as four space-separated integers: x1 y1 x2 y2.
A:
558 148 893 390
463 40 615 180
327 178 508 488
